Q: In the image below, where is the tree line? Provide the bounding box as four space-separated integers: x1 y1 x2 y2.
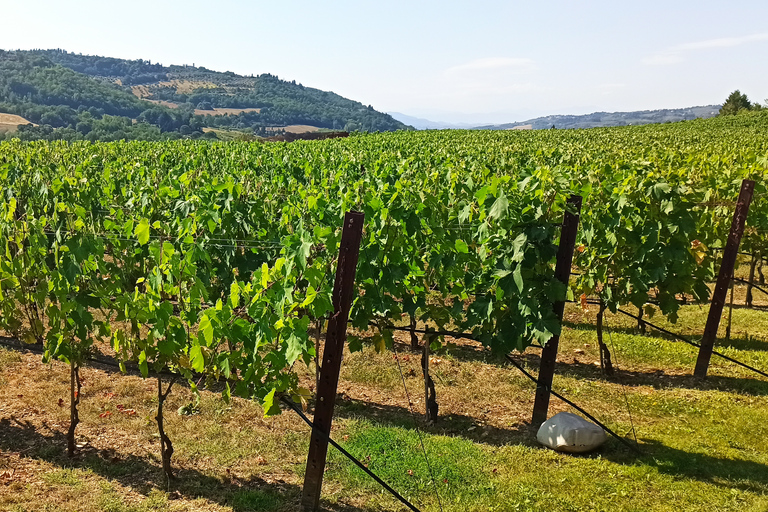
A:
720 90 766 116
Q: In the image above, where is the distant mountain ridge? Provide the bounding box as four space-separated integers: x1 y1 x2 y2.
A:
474 105 721 130
387 112 476 130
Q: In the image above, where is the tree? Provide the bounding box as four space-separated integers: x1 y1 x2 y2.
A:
720 90 752 115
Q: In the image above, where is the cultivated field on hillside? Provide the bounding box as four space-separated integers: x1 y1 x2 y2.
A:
132 81 218 98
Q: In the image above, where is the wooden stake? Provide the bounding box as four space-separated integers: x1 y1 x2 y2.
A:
532 195 582 428
694 179 754 378
301 211 364 511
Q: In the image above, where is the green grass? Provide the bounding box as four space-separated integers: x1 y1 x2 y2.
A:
320 300 768 511
42 469 85 486
330 419 491 506
231 489 284 511
326 415 768 512
97 485 167 512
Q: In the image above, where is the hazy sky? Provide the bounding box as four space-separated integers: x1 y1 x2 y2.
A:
1 0 766 123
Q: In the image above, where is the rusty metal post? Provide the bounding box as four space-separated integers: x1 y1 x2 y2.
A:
301 211 364 511
532 195 582 428
694 179 755 378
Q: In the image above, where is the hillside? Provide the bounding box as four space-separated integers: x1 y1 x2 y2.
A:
0 49 409 141
34 50 408 132
474 105 721 130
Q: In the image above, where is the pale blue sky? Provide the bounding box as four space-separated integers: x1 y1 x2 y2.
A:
1 0 766 123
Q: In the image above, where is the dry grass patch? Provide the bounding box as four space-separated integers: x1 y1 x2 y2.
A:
0 113 31 125
0 350 309 511
130 85 152 99
283 125 320 134
0 112 35 134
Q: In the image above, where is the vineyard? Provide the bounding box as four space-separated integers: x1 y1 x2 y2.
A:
1 110 768 511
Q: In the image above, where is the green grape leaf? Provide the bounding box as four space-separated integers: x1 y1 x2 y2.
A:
262 388 281 417
138 350 148 378
230 281 240 309
261 263 269 289
285 332 304 365
135 218 150 245
220 357 231 379
488 191 509 220
513 266 524 292
348 335 363 353
190 344 205 373
372 333 386 353
198 316 213 346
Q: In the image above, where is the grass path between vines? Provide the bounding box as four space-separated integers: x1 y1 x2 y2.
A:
1 278 768 511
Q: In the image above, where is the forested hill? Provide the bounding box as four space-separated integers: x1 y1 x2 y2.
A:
0 49 409 141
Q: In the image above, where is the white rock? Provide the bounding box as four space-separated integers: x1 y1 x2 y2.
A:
536 411 607 453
